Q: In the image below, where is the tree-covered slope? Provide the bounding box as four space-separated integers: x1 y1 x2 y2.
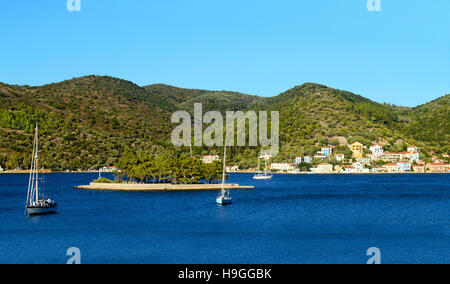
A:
0 76 448 171
0 76 171 170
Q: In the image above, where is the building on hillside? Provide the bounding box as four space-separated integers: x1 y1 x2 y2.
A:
349 142 364 158
397 161 412 173
312 163 333 174
270 163 295 172
201 155 221 164
356 157 371 165
304 156 313 164
370 144 384 159
335 154 345 162
382 152 403 162
412 165 426 173
427 163 447 173
407 146 419 153
314 154 326 160
295 157 302 165
417 160 426 166
321 147 333 157
383 163 399 173
0 166 3 173
443 154 449 158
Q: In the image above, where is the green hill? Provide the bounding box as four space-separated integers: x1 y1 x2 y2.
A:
0 76 448 171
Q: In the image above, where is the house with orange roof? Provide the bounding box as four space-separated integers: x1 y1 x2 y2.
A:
428 163 447 173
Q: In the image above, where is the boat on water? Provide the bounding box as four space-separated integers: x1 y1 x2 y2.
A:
25 123 57 216
217 143 232 205
253 157 273 180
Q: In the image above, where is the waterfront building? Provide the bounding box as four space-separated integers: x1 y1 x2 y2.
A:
352 162 365 173
0 166 3 173
270 163 295 172
371 166 386 173
383 163 399 173
321 147 333 157
349 142 364 159
428 163 447 173
295 157 302 165
201 155 221 164
397 161 412 173
370 144 384 158
335 154 345 162
304 156 313 164
101 166 118 172
412 165 426 173
312 163 333 174
342 166 356 174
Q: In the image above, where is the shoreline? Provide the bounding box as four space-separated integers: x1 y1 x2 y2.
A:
0 171 448 175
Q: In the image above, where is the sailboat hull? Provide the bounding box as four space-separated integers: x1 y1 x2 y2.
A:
27 206 57 215
216 197 232 205
253 175 273 180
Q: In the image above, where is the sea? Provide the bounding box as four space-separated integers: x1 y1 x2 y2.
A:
0 173 448 264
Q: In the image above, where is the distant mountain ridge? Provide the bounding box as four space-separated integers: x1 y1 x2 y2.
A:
0 75 448 170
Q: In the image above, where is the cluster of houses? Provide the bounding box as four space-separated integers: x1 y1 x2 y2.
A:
201 143 449 174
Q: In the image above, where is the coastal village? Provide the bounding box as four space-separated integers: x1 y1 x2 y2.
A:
202 143 450 174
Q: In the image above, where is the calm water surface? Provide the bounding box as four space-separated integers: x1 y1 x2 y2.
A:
0 173 448 264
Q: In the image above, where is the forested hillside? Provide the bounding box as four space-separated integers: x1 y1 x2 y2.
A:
0 76 448 171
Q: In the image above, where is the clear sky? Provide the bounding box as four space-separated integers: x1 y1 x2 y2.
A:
0 0 449 106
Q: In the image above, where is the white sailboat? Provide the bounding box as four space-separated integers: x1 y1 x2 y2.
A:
216 144 232 205
253 157 273 180
26 123 57 216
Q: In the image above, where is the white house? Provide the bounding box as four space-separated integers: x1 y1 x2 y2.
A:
370 144 384 158
397 161 412 173
342 166 356 174
201 155 221 164
295 157 302 165
0 166 3 173
335 154 345 162
101 166 118 172
352 162 364 172
304 156 313 163
270 163 295 172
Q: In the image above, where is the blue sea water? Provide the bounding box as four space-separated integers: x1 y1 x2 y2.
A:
0 173 448 264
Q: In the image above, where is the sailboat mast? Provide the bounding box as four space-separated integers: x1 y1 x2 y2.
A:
35 123 39 203
221 144 227 191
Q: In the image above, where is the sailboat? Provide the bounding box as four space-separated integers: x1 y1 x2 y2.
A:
216 144 232 205
25 123 57 216
253 158 273 180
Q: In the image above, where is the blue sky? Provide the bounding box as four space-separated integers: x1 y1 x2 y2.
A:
0 0 449 106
